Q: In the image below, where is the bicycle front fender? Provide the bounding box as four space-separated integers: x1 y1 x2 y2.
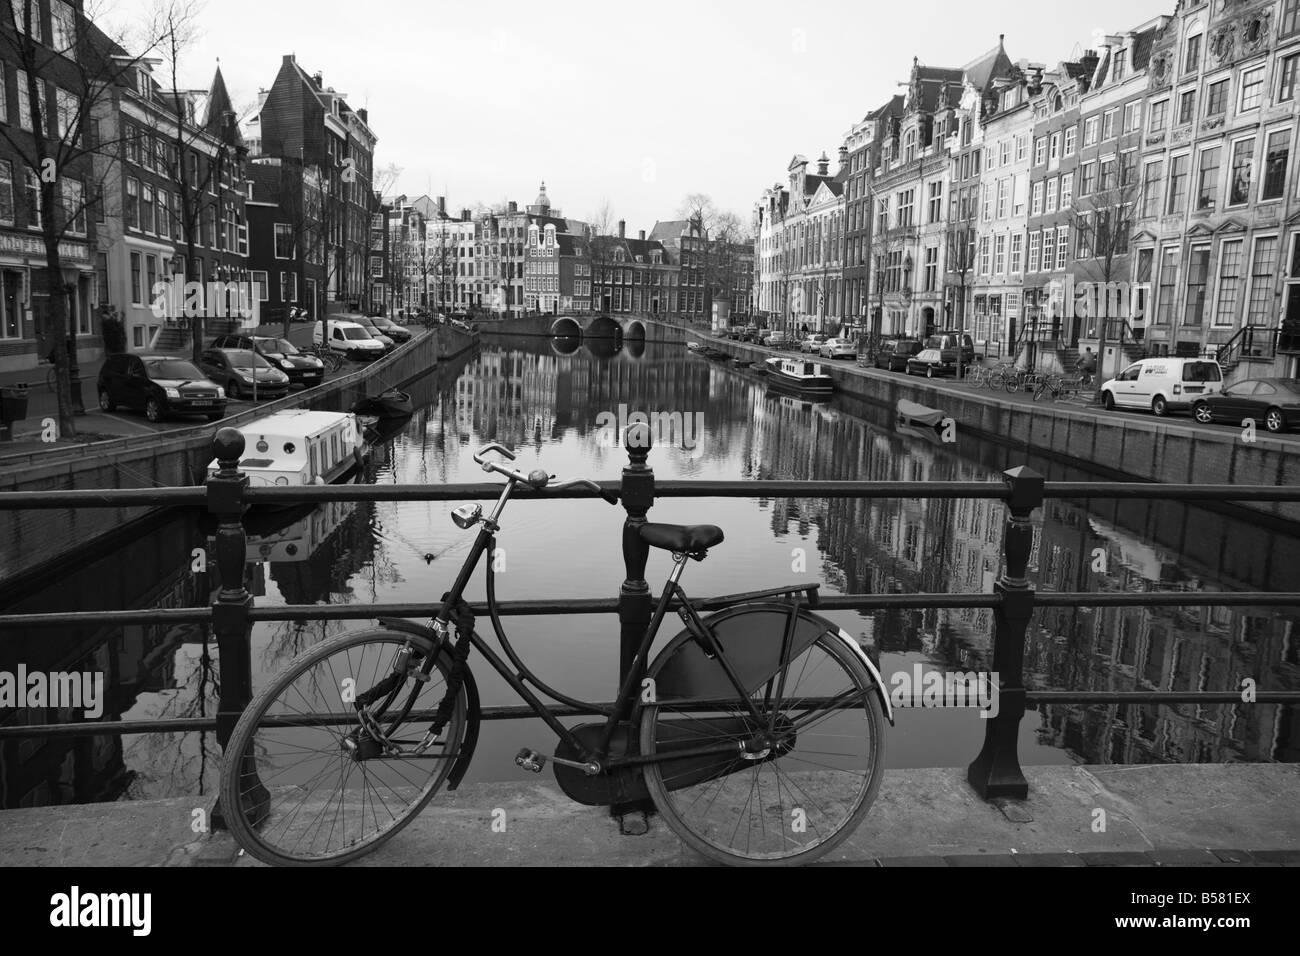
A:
376 617 481 790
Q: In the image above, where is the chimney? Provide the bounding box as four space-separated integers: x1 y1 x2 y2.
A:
618 219 625 238
461 209 471 222
838 145 849 170
638 229 645 241
312 72 323 89
437 196 446 217
357 108 368 124
817 152 829 176
508 200 518 213
283 54 295 67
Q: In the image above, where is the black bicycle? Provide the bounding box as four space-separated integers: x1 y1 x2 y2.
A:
219 443 891 866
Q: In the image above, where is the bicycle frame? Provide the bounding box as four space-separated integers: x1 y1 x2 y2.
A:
407 476 820 774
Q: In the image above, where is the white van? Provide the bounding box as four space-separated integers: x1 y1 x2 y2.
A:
1100 357 1223 416
313 319 386 362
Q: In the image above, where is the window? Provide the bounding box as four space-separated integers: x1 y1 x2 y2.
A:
1034 136 1046 165
16 70 33 131
1015 134 1028 162
1122 101 1140 132
1284 0 1300 38
1229 139 1254 205
1113 50 1127 82
1028 231 1041 272
981 183 991 221
63 179 84 235
1246 236 1278 324
1261 129 1290 201
1166 154 1189 213
145 255 157 307
125 177 138 228
10 0 41 41
251 271 269 301
1149 99 1168 133
1102 109 1117 140
1281 53 1299 103
1083 117 1099 147
281 271 298 302
1031 180 1044 216
1205 79 1228 117
1196 146 1221 210
1240 67 1264 111
1184 34 1201 75
1060 172 1074 208
1100 158 1117 191
1012 174 1026 216
898 189 914 227
1184 244 1210 325
927 181 942 222
1049 131 1061 166
140 185 153 234
1080 161 1096 196
1064 126 1076 156
1156 247 1180 324
1056 226 1069 270
1042 229 1056 272
0 160 11 225
130 252 142 304
979 236 990 275
996 178 1009 218
923 246 938 291
1010 233 1023 273
994 234 1006 273
1045 177 1058 214
23 170 39 228
1178 89 1196 125
55 89 78 142
1213 238 1243 326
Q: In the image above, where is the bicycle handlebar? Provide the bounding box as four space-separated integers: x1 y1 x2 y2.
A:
471 444 618 505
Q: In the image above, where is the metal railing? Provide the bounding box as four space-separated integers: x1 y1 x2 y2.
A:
1 424 1298 810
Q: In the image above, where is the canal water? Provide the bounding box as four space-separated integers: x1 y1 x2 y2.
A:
1 332 1297 808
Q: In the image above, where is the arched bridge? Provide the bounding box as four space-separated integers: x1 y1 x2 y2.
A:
549 314 646 342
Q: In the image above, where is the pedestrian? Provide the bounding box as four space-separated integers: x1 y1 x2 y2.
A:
1078 346 1096 377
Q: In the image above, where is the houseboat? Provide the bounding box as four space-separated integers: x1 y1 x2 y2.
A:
209 409 367 501
764 356 834 396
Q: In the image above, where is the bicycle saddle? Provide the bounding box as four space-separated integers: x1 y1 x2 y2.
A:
639 523 724 556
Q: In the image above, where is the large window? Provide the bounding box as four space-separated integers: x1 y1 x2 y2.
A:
130 252 142 304
1122 101 1141 133
994 234 1006 274
1141 159 1163 218
1178 89 1196 125
1205 79 1228 117
24 170 39 228
1056 226 1069 270
1042 229 1056 272
1184 244 1210 325
10 0 42 41
62 179 85 235
1149 99 1168 133
1261 129 1290 201
1184 34 1201 75
0 160 12 226
1196 146 1221 210
1284 0 1300 38
1240 67 1265 111
1010 233 1023 274
1214 238 1243 327
125 177 138 228
1245 237 1278 324
1028 231 1041 272
1083 116 1099 147
1155 247 1180 325
1031 180 1043 216
1229 139 1254 205
1064 126 1077 156
1166 154 1189 214
1045 177 1058 214
1281 53 1299 103
1080 161 1096 196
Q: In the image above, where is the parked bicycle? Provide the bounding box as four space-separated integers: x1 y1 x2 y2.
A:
1033 366 1094 402
299 345 343 373
219 443 891 867
985 363 1017 391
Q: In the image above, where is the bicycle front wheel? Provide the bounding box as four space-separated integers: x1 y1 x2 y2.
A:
219 627 468 866
640 605 886 866
987 372 1005 391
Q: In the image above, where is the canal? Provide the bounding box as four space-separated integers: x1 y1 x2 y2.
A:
1 330 1297 808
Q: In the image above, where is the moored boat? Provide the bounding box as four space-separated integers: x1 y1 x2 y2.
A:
208 409 368 502
351 388 413 419
896 399 947 429
763 356 834 395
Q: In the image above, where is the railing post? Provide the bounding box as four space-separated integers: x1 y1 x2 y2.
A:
207 427 269 830
967 464 1042 801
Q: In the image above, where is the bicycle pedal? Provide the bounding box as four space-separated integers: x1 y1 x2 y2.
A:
515 748 546 773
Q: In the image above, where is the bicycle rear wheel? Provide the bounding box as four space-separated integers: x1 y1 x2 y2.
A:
219 627 468 866
639 605 886 866
987 372 1005 391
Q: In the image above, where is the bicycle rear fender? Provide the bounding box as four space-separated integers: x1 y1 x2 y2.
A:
377 617 481 789
652 602 893 726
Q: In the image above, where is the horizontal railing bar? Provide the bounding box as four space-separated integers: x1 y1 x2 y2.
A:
5 592 1300 630
2 480 1297 511
4 689 1297 739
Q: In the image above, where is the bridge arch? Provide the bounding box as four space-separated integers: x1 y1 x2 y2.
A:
624 320 646 342
550 316 583 337
585 314 623 339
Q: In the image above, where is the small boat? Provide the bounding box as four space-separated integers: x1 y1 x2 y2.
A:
896 399 947 429
687 341 704 352
764 356 834 395
208 409 368 505
351 388 413 419
749 362 769 375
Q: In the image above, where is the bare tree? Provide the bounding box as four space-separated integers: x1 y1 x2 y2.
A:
587 196 614 237
943 194 977 376
1066 172 1142 394
0 0 187 437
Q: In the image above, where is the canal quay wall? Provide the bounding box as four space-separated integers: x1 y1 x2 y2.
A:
0 326 478 590
689 330 1300 527
1 763 1297 866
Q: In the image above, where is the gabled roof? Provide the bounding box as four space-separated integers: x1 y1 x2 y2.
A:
962 37 1013 90
866 95 905 122
649 220 691 242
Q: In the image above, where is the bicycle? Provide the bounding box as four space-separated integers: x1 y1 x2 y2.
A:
300 345 343 373
1033 367 1094 402
985 363 1015 391
219 443 891 867
963 365 989 388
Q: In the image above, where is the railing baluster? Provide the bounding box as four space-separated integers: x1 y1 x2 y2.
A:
207 427 270 830
968 464 1043 800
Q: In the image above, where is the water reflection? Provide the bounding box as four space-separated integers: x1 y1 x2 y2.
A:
1 334 1295 808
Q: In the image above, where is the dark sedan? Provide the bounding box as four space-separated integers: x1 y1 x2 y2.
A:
211 334 326 388
871 338 924 371
198 348 291 401
1191 378 1300 433
368 315 412 343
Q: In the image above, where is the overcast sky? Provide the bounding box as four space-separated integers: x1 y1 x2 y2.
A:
107 0 1168 230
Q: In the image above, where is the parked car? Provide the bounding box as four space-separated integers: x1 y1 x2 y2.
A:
1100 357 1223 416
923 331 976 370
210 334 325 389
1191 378 1300 433
313 319 387 362
97 354 227 423
198 348 291 401
354 319 395 351
799 334 827 353
763 330 791 348
741 325 761 343
872 338 924 371
906 347 953 378
819 337 857 359
368 315 412 343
